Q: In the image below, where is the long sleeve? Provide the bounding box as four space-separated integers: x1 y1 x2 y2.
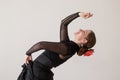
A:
26 41 68 56
26 12 80 56
60 12 80 42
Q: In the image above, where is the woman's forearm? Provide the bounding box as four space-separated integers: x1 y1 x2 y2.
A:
61 12 80 26
26 42 43 55
60 12 80 41
26 41 67 56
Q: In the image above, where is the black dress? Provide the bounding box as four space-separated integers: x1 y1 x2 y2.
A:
26 12 80 80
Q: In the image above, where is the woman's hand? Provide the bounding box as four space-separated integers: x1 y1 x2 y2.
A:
25 55 32 65
79 12 93 19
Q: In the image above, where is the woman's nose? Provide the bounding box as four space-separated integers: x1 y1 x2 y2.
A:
79 29 82 31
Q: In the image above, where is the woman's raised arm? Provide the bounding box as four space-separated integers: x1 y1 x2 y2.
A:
60 12 80 42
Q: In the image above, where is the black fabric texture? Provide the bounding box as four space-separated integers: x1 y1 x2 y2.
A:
17 61 33 80
33 60 54 80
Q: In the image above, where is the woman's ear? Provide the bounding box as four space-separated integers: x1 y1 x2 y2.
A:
82 39 88 44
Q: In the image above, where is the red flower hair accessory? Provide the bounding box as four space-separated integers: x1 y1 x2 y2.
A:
83 49 94 56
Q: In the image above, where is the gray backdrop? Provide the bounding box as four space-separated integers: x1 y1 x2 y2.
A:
0 0 120 80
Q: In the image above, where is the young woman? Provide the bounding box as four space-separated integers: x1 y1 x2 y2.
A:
25 12 96 80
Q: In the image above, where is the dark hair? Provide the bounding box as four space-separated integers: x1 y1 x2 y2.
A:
77 30 96 56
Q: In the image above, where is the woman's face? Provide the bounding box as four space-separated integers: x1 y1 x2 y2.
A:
74 29 91 43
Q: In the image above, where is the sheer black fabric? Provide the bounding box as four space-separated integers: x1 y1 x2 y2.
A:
26 12 80 57
35 41 80 68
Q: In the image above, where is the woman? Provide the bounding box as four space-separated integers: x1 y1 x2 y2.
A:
25 12 96 80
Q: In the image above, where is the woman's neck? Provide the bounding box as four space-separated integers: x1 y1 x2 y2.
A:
73 40 82 47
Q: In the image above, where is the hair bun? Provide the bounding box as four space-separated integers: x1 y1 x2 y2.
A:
83 49 94 56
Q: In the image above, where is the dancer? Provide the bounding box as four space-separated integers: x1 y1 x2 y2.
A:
25 12 96 80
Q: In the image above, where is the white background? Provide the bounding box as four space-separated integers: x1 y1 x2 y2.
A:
0 0 120 80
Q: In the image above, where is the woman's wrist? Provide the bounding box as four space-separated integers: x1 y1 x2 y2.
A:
78 12 84 17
